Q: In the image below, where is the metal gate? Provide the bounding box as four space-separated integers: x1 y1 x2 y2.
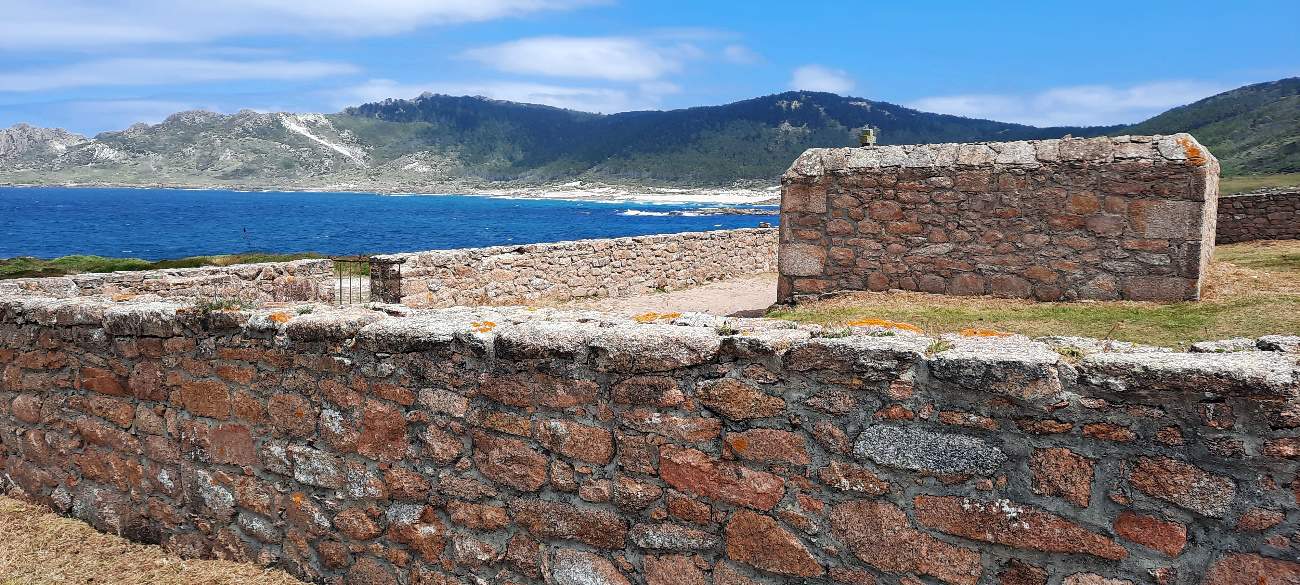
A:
330 256 402 305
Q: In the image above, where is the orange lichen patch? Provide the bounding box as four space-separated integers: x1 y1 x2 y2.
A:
847 318 923 333
470 321 496 333
1176 135 1207 166
268 312 291 324
110 293 137 302
959 327 1012 338
634 311 684 324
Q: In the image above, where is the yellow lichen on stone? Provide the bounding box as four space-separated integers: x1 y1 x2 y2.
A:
1176 135 1207 166
268 312 291 324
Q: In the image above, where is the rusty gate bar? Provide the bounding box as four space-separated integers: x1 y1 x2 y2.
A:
329 256 402 305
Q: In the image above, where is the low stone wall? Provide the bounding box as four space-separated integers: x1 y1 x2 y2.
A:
778 134 1220 303
371 228 778 307
0 259 335 303
1216 191 1300 244
2 294 1298 584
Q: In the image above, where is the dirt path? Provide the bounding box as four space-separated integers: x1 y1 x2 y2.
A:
0 495 305 585
560 273 777 317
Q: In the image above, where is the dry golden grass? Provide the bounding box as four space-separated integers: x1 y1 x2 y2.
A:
0 496 305 585
769 240 1300 348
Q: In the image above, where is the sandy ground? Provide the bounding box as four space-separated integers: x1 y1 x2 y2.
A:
0 495 305 585
561 273 778 317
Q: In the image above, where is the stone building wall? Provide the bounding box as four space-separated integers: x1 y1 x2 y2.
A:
2 294 1298 585
371 228 778 307
777 134 1220 303
1216 191 1300 244
0 259 335 303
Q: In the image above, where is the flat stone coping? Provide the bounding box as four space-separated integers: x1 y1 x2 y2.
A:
2 294 1296 399
783 133 1215 179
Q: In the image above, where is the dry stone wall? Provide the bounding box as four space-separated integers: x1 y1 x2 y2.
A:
0 259 335 303
778 134 1220 303
1215 191 1300 244
2 294 1299 585
371 228 777 307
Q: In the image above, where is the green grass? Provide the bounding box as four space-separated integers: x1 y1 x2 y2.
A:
767 294 1300 348
0 252 327 280
1220 172 1300 194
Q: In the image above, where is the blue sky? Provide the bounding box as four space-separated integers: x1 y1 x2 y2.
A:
2 0 1297 135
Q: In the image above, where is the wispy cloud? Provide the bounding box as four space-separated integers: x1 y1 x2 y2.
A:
0 0 602 49
907 80 1231 127
0 58 359 92
461 36 691 82
332 78 677 113
722 45 761 65
790 65 854 94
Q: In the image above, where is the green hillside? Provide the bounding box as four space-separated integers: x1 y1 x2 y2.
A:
1122 77 1300 175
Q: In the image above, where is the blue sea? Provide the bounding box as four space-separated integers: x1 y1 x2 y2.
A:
0 187 778 260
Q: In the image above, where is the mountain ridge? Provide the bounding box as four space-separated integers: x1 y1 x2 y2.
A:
1 80 1293 191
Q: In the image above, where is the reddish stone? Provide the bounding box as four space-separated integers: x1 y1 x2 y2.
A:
10 394 42 424
81 366 128 396
472 431 547 491
579 479 612 503
505 532 543 578
724 510 823 577
818 460 889 495
1201 553 1300 585
614 475 664 511
830 499 982 585
1263 437 1300 459
1155 426 1184 445
268 393 316 437
1030 447 1094 507
1128 457 1235 518
725 429 810 465
828 567 877 585
694 379 785 420
643 555 709 585
613 376 685 407
384 467 431 501
446 500 509 531
713 562 761 585
386 505 447 562
1082 422 1135 442
536 419 614 464
357 399 408 461
176 379 231 419
1237 507 1285 532
1015 418 1073 434
1062 575 1132 585
659 445 784 511
667 492 712 525
477 373 598 409
317 540 352 570
207 423 256 466
876 404 914 420
335 507 383 540
1114 511 1186 557
938 411 999 431
423 425 464 464
998 560 1047 585
346 556 397 585
284 492 331 535
510 499 628 549
621 409 721 443
471 409 532 436
913 496 1127 560
616 432 657 475
811 420 850 454
72 395 136 427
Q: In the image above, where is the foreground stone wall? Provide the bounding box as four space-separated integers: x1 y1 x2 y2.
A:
371 228 778 307
778 134 1220 303
0 259 335 303
1216 191 1300 244
2 295 1298 585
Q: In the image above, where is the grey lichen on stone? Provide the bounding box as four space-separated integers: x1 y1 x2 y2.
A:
284 308 387 342
1189 338 1260 354
103 301 188 336
590 324 722 373
1080 351 1300 397
495 320 596 360
1258 335 1300 353
853 425 1007 476
929 336 1068 402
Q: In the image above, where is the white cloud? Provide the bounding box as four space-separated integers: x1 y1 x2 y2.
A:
0 58 359 92
789 65 855 94
333 79 670 114
0 0 601 49
461 36 689 82
722 44 761 65
907 80 1231 127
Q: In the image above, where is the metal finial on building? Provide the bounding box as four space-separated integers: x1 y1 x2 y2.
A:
859 126 878 147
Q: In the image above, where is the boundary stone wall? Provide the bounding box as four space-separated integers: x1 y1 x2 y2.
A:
1216 191 1300 244
2 295 1298 584
371 228 778 307
777 134 1220 303
0 259 335 303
